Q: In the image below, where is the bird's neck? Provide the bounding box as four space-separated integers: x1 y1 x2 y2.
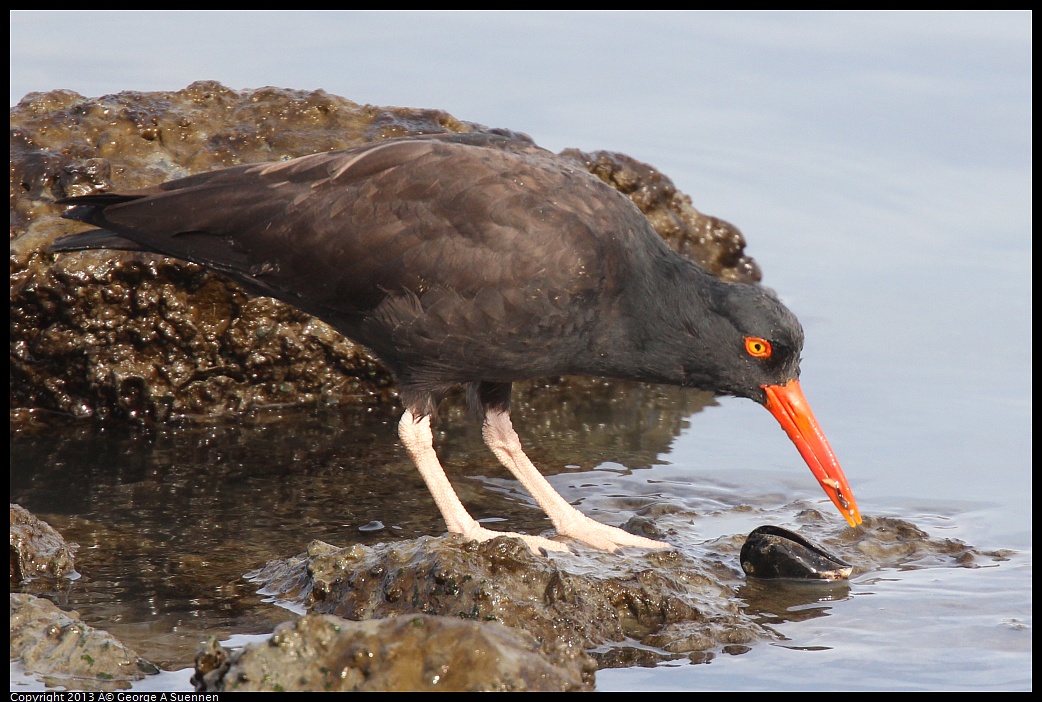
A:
582 254 718 387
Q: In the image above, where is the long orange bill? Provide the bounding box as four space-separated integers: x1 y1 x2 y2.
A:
763 380 862 527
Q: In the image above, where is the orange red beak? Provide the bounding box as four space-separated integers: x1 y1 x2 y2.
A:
763 380 862 527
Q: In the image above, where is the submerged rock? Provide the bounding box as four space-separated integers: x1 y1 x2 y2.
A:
193 613 594 692
10 593 159 690
249 534 763 666
10 504 78 584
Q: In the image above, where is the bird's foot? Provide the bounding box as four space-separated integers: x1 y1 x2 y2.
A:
452 517 669 555
456 523 572 554
552 513 670 552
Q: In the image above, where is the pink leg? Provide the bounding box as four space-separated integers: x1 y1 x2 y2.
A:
482 409 670 551
397 409 568 553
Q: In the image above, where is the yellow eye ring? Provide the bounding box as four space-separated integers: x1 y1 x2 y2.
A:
744 337 772 359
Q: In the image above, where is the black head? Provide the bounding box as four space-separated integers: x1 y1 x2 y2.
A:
680 280 805 404
657 265 862 528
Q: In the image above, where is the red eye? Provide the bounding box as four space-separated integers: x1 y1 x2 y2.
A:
744 337 772 359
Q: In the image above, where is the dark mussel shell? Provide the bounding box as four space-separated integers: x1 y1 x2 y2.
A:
740 525 852 580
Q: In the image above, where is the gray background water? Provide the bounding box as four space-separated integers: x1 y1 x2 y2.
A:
10 10 1031 691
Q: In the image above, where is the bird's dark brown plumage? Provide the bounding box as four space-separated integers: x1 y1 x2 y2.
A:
52 132 861 552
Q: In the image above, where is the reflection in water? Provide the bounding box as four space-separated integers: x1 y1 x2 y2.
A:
737 578 852 628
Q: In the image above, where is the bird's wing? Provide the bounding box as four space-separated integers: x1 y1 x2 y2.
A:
56 137 639 322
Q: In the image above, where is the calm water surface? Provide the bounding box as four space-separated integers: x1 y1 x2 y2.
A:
10 11 1031 691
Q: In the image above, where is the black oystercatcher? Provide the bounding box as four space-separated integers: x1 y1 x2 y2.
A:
51 132 862 553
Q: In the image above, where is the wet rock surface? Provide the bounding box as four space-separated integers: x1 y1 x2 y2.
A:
249 535 761 667
11 82 759 424
10 592 159 690
10 503 78 585
243 515 1008 674
193 613 595 692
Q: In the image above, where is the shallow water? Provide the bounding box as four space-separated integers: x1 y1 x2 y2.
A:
10 10 1031 691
